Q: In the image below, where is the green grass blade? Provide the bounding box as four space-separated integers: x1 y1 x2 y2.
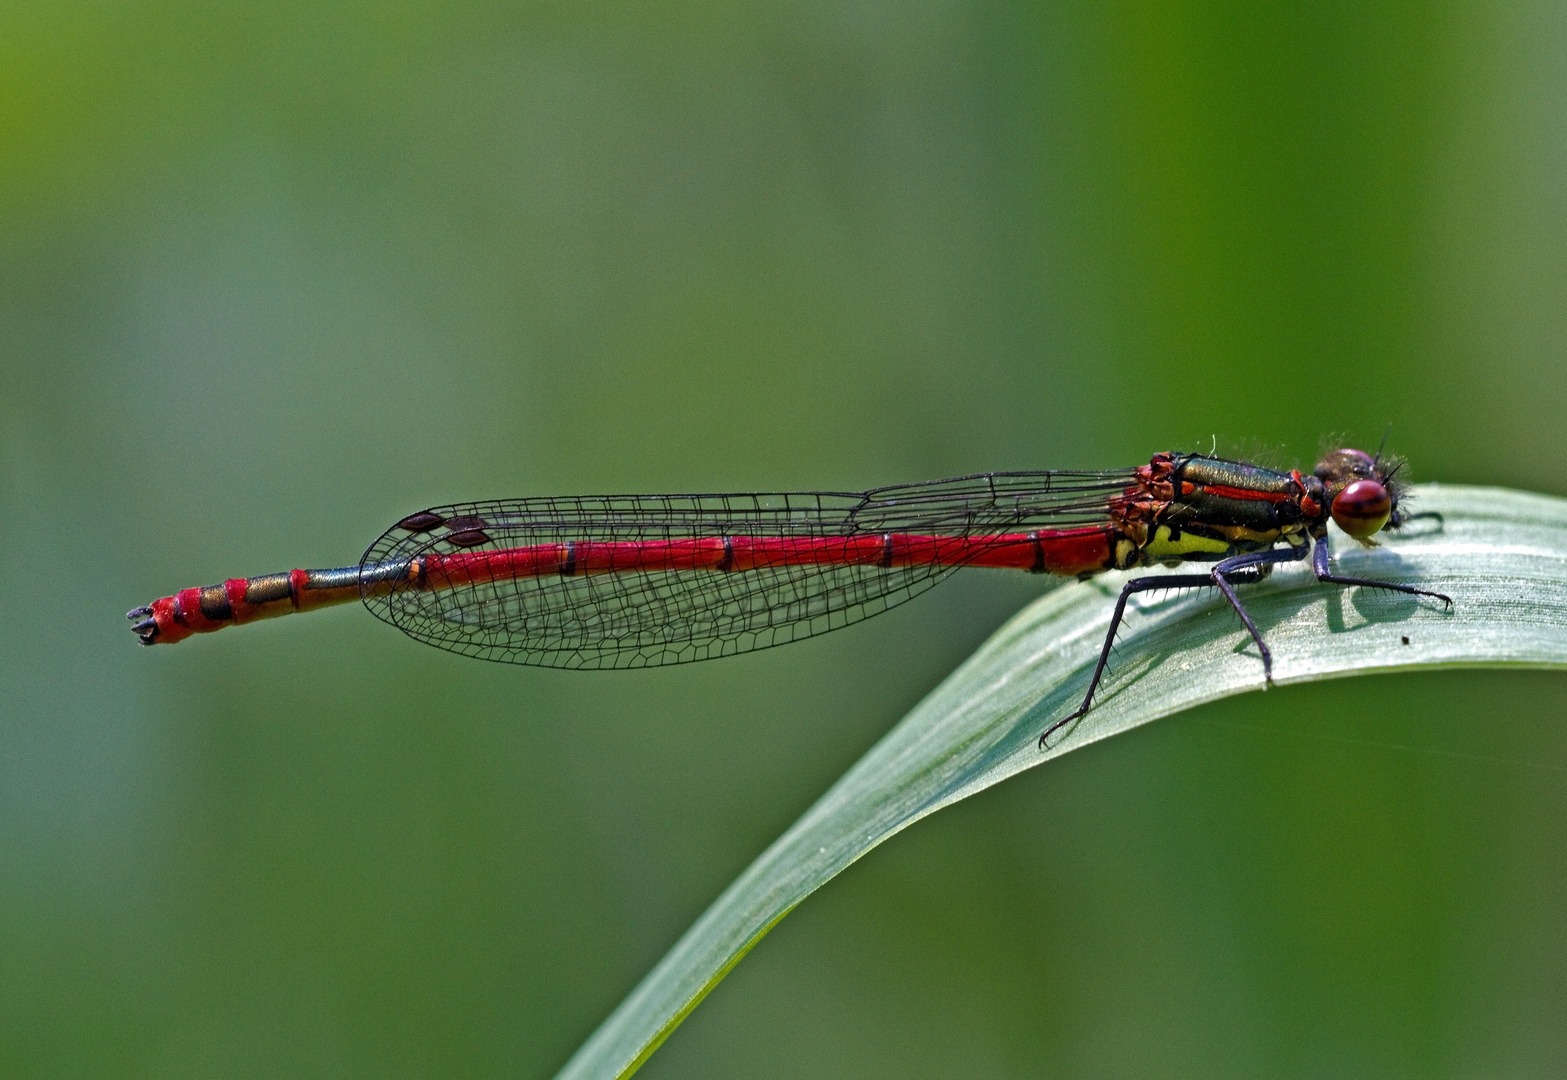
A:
556 485 1567 1080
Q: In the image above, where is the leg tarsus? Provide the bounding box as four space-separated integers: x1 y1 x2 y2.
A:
1312 534 1452 607
1316 571 1452 608
1036 702 1088 749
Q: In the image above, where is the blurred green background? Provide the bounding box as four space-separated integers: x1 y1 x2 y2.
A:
3 2 1566 1077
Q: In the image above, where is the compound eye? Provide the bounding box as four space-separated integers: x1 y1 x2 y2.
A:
1331 478 1392 538
1314 447 1376 482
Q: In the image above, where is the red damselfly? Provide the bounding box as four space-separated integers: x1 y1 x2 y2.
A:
129 447 1451 746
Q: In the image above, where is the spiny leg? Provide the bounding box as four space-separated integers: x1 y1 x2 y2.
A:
1312 533 1452 606
1038 544 1311 750
1206 543 1313 682
1038 573 1218 749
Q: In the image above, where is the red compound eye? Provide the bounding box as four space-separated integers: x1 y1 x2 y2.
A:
1331 478 1392 538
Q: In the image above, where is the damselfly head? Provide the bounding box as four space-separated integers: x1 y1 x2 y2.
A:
1314 447 1405 538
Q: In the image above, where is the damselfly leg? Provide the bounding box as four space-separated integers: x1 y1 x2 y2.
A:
1038 534 1452 749
1038 543 1312 748
1311 532 1454 605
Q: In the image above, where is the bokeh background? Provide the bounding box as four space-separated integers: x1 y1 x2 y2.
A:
4 3 1567 1077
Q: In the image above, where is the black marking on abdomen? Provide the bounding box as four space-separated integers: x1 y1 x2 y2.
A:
199 584 233 621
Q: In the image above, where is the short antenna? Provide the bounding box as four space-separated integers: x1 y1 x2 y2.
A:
1373 425 1392 467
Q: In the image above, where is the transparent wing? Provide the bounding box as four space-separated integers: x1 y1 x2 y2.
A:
358 471 1131 669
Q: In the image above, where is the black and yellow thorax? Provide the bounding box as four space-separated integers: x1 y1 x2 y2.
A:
1107 453 1331 571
